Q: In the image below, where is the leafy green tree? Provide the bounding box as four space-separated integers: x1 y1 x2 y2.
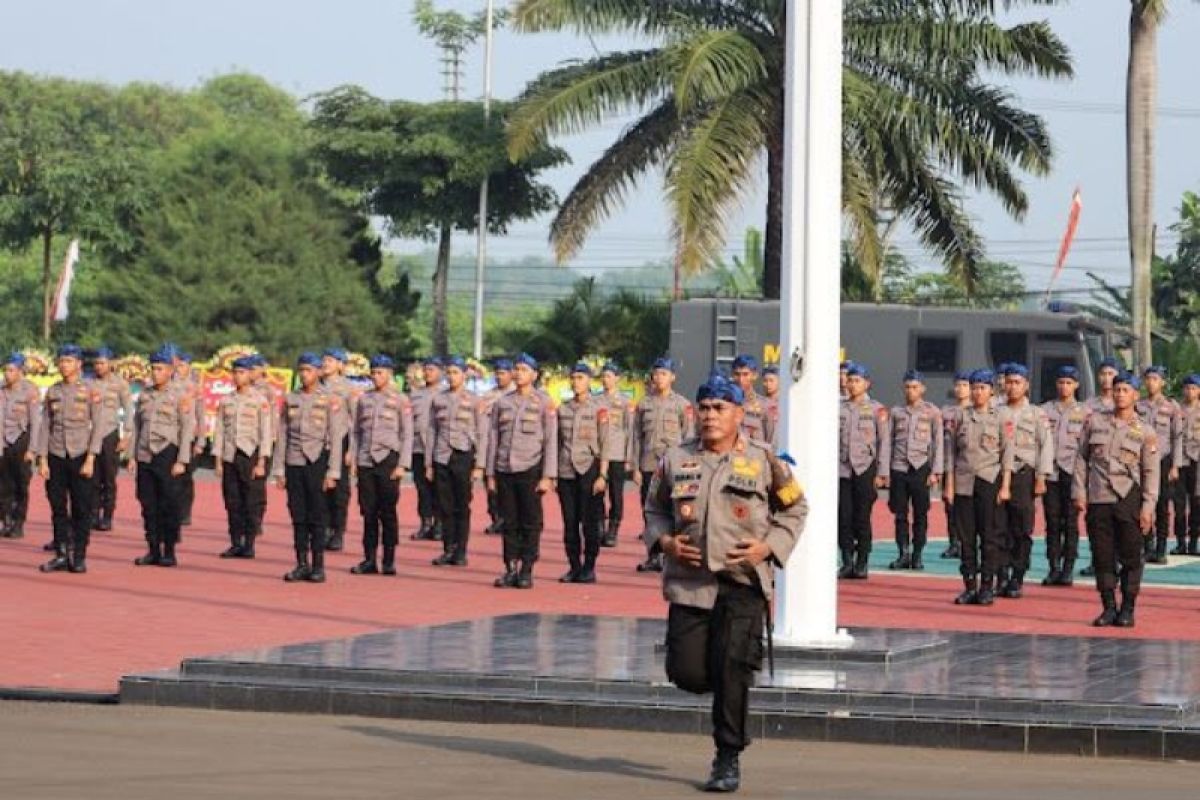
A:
309 87 567 356
508 0 1071 299
710 227 764 299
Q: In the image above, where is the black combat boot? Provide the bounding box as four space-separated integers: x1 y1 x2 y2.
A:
888 548 911 570
308 547 326 583
239 534 256 558
134 538 161 566
636 551 664 573
381 545 397 575
284 552 311 582
159 541 178 568
1189 535 1200 556
1115 593 1137 628
430 520 444 542
1002 569 1024 599
976 575 995 606
1151 536 1168 565
96 509 113 532
516 560 534 589
326 528 344 552
837 549 854 579
8 520 23 540
219 538 244 558
1093 590 1119 627
560 554 582 583
910 546 925 571
69 547 88 574
410 518 432 541
576 555 597 584
351 558 379 575
1042 558 1061 586
1170 536 1188 556
850 553 869 580
601 521 619 548
39 546 70 573
954 575 978 605
1080 562 1096 577
494 560 519 588
940 540 960 559
702 747 741 793
1142 535 1156 562
1054 560 1075 587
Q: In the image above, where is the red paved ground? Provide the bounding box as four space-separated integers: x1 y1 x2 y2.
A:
2 476 1199 693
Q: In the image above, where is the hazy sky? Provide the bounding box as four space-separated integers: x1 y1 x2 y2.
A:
4 0 1200 298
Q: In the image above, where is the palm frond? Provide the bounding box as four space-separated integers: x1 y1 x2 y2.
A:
670 30 768 113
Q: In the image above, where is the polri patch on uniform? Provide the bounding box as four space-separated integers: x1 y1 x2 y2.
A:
732 503 749 520
672 482 700 499
679 503 695 520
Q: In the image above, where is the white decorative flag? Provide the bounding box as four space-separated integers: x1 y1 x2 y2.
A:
51 239 80 322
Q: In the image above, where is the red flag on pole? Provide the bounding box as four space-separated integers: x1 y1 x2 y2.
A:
1045 189 1082 302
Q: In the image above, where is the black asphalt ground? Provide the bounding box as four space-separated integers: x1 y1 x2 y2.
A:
0 702 1192 799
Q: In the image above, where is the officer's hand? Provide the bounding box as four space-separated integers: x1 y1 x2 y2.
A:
875 475 888 489
425 467 434 484
252 462 265 479
471 467 483 483
345 452 353 468
23 451 35 464
323 477 336 492
126 459 136 474
592 475 607 495
275 476 286 490
928 474 940 488
998 485 1011 504
1140 508 1154 533
193 444 204 458
1074 498 1087 514
662 534 702 568
216 462 224 478
171 463 186 478
1034 478 1047 497
79 457 94 479
632 471 643 486
536 478 553 495
391 467 405 482
1170 466 1180 483
38 461 49 481
486 476 497 494
726 538 771 570
117 437 130 453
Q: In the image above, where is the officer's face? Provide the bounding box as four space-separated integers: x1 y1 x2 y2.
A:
513 363 535 387
570 372 590 396
233 367 251 388
1004 375 1028 401
650 369 673 393
1185 384 1200 404
446 366 466 390
1057 378 1078 400
1113 382 1137 410
321 356 342 378
762 373 779 396
697 399 743 446
58 356 80 379
970 383 992 407
174 361 191 378
1098 367 1117 390
1145 374 1165 395
953 381 970 402
495 369 512 388
93 358 111 377
731 367 756 390
298 365 319 389
845 375 867 398
601 371 618 391
3 365 20 385
902 380 924 404
839 369 848 392
371 368 392 390
423 366 442 386
151 363 173 387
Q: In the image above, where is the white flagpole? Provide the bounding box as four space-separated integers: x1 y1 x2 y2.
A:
472 0 496 360
774 0 849 646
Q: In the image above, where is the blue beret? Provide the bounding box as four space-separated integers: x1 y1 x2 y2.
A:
953 370 973 382
56 344 83 360
970 369 995 386
515 352 539 371
296 352 322 369
840 361 851 370
731 354 759 371
176 351 193 364
4 352 26 368
902 369 923 383
1056 366 1080 381
493 358 513 372
600 361 621 375
94 346 115 360
160 342 180 358
1097 357 1121 371
231 356 254 371
1003 363 1030 379
149 348 173 365
763 364 779 376
845 362 870 379
696 373 744 406
570 361 592 377
1144 365 1167 378
323 348 348 363
1113 371 1141 390
248 354 267 368
421 356 443 368
444 355 467 371
651 356 675 372
369 354 395 371
1183 374 1200 388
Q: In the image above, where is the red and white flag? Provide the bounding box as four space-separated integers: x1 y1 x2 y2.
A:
50 239 80 323
1045 189 1082 302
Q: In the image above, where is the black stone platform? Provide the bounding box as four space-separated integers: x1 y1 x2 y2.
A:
120 614 1200 761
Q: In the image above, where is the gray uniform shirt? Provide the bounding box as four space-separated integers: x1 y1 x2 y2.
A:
353 386 414 469
947 404 1014 496
426 387 487 469
129 384 196 465
486 388 557 478
1073 410 1160 514
272 388 346 480
999 400 1054 478
556 394 611 479
35 380 104 459
2 378 43 448
410 386 437 455
1136 395 1183 466
740 390 775 445
643 436 807 608
839 396 890 478
631 390 694 473
598 389 636 466
213 389 274 463
1181 402 1200 466
1042 399 1090 478
889 400 944 474
91 372 134 439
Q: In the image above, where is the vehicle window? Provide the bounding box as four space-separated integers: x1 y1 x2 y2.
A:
989 331 1028 368
1038 356 1078 403
914 335 958 374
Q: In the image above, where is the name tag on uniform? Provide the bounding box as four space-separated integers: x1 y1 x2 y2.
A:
672 482 700 499
726 474 760 493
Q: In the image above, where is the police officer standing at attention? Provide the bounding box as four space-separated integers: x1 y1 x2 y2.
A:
249 354 279 540
1136 365 1182 565
1177 374 1200 556
351 355 413 576
644 372 805 794
1074 371 1159 627
1080 356 1122 577
762 365 780 448
1041 366 1090 585
90 347 133 532
129 349 196 568
486 353 557 589
940 370 972 559
0 353 41 540
273 353 345 583
730 355 774 445
426 356 486 567
36 345 104 574
555 362 611 584
887 370 943 571
597 362 634 547
171 350 202 527
945 369 1013 605
631 357 694 572
482 358 515 535
409 357 443 541
997 363 1053 598
838 362 889 580
320 348 359 552
213 357 273 559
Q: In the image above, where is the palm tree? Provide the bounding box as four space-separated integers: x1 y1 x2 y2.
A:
508 0 1073 299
